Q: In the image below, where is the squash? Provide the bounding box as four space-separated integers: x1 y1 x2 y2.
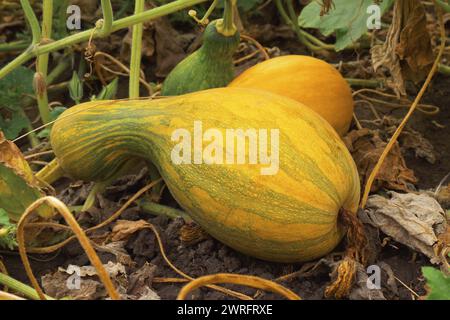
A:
161 0 240 96
50 87 360 262
229 55 354 136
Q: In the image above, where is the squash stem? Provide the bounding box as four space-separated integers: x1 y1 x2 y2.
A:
216 0 237 36
138 199 191 222
81 182 108 212
35 158 65 185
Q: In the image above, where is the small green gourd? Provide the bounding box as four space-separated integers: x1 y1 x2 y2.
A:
161 0 240 96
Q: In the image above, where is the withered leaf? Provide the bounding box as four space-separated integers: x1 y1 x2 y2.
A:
363 192 447 264
110 219 150 242
382 117 436 164
371 0 434 96
344 128 418 192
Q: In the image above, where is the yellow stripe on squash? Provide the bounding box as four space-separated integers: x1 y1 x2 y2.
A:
229 55 354 136
50 87 360 262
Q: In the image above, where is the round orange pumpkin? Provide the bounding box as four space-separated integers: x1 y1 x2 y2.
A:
229 55 354 136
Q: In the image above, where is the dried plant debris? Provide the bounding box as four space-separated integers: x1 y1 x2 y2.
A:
372 0 434 95
110 219 151 242
362 192 447 264
344 128 417 192
349 262 386 300
382 117 436 164
42 261 160 300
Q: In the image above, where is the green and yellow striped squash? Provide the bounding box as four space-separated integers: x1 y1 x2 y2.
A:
50 87 360 262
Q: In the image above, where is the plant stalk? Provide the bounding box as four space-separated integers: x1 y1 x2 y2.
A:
35 0 53 125
20 0 41 44
98 0 114 37
129 0 145 99
0 41 30 52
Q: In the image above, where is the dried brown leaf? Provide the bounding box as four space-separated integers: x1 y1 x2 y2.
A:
344 128 418 192
349 262 386 300
363 192 447 264
110 219 150 242
371 0 434 96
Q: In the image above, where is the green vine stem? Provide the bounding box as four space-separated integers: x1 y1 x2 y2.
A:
0 0 210 81
196 0 219 25
98 0 114 38
20 109 40 147
346 78 384 88
129 0 145 99
35 0 53 125
0 272 55 300
138 199 191 221
275 0 321 51
0 41 30 52
20 0 41 45
46 57 70 85
439 63 450 75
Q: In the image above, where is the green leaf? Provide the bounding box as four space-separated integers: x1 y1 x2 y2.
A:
0 66 34 111
0 208 11 226
0 208 17 250
0 164 52 221
422 267 450 300
0 111 30 140
69 72 84 104
298 0 394 51
93 78 119 101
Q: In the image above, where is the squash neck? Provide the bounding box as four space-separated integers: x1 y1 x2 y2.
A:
201 20 240 59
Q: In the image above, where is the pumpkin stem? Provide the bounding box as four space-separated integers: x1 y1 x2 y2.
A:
216 0 237 36
325 208 368 299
